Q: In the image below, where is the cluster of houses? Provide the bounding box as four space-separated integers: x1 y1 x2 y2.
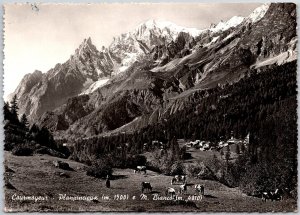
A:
141 133 250 152
143 140 165 151
185 140 211 151
185 134 250 151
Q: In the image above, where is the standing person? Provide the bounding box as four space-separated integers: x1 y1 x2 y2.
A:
105 175 110 188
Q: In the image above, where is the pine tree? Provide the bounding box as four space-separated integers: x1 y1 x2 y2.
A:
211 153 220 169
37 127 55 148
20 114 29 130
10 95 18 115
3 102 11 121
30 123 40 134
170 136 180 160
241 143 246 153
10 95 19 123
236 144 240 155
220 149 224 157
225 145 231 163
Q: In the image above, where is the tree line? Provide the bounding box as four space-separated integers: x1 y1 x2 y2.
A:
3 95 68 156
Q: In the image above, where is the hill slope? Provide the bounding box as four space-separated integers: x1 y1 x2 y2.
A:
4 152 297 212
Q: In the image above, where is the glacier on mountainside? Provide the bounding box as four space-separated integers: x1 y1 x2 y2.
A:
81 78 110 95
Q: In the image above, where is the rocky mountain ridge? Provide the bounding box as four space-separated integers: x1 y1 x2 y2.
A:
10 19 209 120
9 3 297 140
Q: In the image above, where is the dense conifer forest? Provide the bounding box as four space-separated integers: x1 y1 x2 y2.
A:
69 61 297 194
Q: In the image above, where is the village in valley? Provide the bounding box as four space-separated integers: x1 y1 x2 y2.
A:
183 133 249 152
144 133 250 162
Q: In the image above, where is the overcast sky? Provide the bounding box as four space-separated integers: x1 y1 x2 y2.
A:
4 3 261 98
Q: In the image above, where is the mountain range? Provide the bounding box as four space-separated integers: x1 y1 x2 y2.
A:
9 3 297 141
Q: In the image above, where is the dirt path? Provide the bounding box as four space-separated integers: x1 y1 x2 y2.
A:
4 152 297 212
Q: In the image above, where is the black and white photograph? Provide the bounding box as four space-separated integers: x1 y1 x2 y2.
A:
3 2 297 212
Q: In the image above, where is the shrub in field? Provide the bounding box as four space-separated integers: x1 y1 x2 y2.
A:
149 149 178 175
169 161 186 176
154 157 185 175
53 160 72 170
5 181 16 190
12 145 33 156
181 152 192 160
86 159 113 179
35 146 67 158
187 163 200 177
4 140 16 151
186 155 236 187
54 143 71 158
126 154 147 168
187 161 216 180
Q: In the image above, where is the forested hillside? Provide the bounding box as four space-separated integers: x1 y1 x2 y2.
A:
68 61 297 194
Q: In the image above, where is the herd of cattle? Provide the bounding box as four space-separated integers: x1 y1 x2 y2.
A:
135 166 289 202
136 166 205 198
261 188 287 202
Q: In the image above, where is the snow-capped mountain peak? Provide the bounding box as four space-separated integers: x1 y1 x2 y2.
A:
248 3 270 23
107 19 203 76
76 37 98 57
135 19 203 39
211 16 245 32
208 4 270 33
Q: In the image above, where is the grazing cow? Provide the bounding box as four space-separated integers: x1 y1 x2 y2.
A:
179 182 188 194
141 182 152 193
171 175 186 185
262 191 273 202
273 188 283 201
165 187 176 198
134 166 147 174
262 188 284 202
195 184 204 196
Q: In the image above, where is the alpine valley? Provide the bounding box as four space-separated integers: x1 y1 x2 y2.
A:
4 3 298 212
